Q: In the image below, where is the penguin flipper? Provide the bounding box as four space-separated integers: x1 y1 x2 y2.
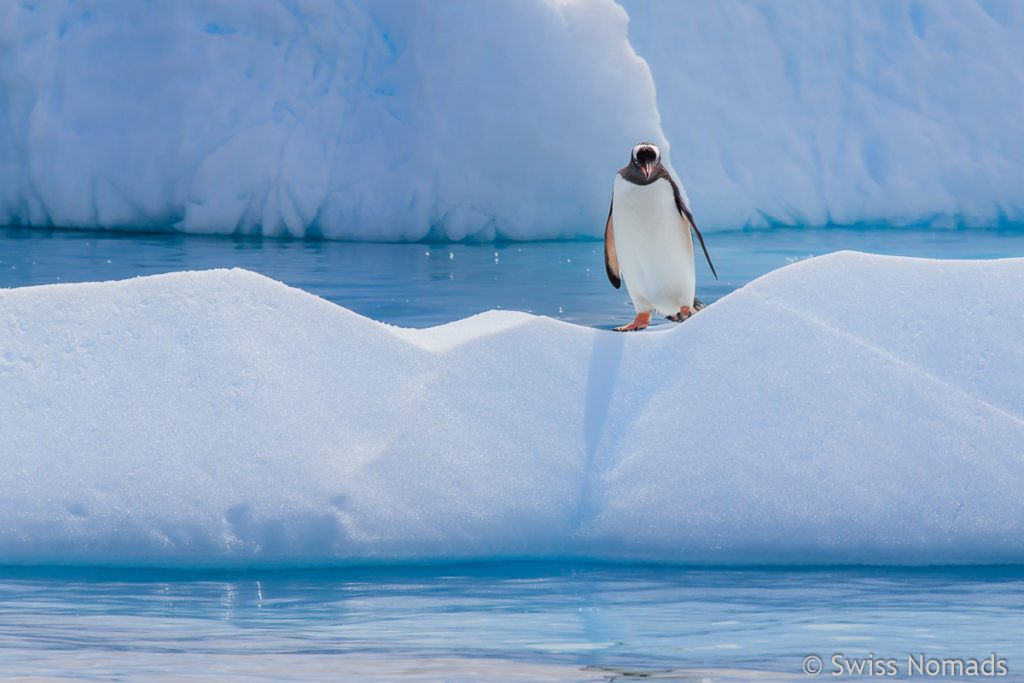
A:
668 178 718 280
689 219 718 281
604 201 621 289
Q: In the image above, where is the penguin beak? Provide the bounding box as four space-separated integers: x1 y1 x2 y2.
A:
642 163 653 179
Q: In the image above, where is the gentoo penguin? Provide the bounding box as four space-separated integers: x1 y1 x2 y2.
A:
604 143 717 331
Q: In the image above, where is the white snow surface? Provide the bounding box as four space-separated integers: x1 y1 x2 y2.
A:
3 1 1023 238
1 252 1023 568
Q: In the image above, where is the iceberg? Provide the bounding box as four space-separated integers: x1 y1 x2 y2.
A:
620 0 1024 230
1 251 1022 568
4 1 1022 238
0 0 662 240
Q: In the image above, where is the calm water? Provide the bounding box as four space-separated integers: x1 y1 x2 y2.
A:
3 225 1024 681
3 225 1024 329
1 565 1023 682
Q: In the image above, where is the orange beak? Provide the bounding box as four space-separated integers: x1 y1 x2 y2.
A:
642 163 653 179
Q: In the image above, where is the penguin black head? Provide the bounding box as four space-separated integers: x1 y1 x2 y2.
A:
630 143 661 182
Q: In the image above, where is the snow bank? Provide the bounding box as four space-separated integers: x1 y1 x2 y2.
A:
1 252 1022 568
620 0 1024 229
0 0 661 240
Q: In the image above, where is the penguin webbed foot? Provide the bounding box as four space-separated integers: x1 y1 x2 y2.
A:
614 311 651 332
666 305 694 323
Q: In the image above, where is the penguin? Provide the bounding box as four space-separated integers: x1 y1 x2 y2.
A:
604 143 717 331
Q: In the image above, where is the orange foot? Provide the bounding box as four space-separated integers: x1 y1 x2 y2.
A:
614 311 651 332
666 305 693 323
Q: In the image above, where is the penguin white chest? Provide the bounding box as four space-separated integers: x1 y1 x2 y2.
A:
611 176 696 315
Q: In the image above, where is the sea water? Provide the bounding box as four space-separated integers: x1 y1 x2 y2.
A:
3 225 1024 329
2 225 1024 681
1 565 1023 682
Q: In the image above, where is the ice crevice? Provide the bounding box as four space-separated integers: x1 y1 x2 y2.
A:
576 331 625 536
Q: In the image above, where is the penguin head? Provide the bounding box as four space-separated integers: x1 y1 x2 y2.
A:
630 143 661 181
622 143 663 185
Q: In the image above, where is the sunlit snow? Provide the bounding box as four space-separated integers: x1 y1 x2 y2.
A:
1 252 1021 568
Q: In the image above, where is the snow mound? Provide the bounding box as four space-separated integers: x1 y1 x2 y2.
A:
1 252 1022 568
0 0 661 240
621 0 1024 229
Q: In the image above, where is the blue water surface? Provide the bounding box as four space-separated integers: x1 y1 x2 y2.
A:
1 564 1023 682
3 225 1024 329
3 225 1024 681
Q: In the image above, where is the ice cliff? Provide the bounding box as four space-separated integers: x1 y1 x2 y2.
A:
1 1 1022 238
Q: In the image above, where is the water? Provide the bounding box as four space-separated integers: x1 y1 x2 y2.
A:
3 224 1024 681
3 225 1024 329
2 565 1023 682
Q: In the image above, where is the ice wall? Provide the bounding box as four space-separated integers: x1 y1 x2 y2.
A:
620 0 1024 229
2 1 1023 238
0 0 662 239
1 254 1022 568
